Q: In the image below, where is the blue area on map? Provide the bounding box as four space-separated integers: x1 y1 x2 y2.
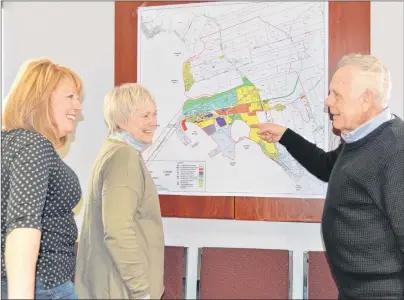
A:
176 125 192 146
202 124 216 135
216 117 226 127
210 125 235 159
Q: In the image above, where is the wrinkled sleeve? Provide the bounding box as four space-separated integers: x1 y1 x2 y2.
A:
6 140 54 235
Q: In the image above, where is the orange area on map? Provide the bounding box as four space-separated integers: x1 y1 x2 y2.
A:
216 103 251 115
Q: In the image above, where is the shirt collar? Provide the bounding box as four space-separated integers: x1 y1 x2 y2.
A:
341 107 393 143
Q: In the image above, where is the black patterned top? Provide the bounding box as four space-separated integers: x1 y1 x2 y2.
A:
1 128 81 289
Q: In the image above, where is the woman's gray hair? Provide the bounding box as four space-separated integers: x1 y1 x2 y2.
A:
104 83 155 134
337 53 392 108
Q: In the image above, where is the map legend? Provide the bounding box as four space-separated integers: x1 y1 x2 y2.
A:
198 165 205 188
147 160 206 194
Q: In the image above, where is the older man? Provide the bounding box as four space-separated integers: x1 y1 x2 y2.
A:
251 54 404 299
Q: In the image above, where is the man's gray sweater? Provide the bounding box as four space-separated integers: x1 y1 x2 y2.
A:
279 117 404 299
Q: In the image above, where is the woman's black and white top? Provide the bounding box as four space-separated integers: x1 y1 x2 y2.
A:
1 128 82 289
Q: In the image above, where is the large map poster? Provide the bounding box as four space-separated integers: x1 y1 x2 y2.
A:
138 1 329 198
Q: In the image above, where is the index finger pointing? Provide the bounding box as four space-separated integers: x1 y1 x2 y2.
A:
250 123 263 128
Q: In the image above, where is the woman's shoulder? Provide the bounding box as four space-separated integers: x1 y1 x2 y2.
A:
2 128 53 146
2 128 55 156
95 139 141 172
105 138 141 160
98 140 145 187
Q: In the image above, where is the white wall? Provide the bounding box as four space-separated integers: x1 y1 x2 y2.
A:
1 2 403 299
1 2 115 225
371 1 404 118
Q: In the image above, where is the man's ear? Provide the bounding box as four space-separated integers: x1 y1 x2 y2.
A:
361 89 373 111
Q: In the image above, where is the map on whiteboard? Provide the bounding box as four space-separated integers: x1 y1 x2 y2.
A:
138 1 329 197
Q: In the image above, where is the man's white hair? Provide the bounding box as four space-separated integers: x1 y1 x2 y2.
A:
337 53 392 108
104 82 155 134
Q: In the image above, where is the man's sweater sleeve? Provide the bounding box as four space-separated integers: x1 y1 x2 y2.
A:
381 150 404 255
279 128 342 182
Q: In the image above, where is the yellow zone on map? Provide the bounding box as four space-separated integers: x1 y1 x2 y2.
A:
183 76 280 160
241 113 279 159
198 118 215 128
183 61 195 92
274 103 286 111
236 86 260 104
223 115 233 125
249 101 270 112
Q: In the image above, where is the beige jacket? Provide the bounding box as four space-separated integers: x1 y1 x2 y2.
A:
75 138 165 299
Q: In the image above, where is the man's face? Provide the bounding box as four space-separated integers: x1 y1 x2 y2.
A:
325 66 371 134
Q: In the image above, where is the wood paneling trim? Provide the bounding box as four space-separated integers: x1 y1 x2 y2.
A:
235 197 325 223
115 2 138 85
328 1 371 78
160 195 234 219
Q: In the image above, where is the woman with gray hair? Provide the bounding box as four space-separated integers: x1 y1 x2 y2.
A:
75 83 165 300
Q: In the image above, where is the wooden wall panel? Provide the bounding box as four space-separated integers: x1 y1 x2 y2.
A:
115 1 234 219
235 1 370 223
115 1 138 85
235 197 325 223
115 1 370 222
328 1 371 79
160 195 234 219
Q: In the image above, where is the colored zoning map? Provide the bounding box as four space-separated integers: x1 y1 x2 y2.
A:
138 2 329 197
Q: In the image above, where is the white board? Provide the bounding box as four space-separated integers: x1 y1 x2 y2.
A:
138 1 329 198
